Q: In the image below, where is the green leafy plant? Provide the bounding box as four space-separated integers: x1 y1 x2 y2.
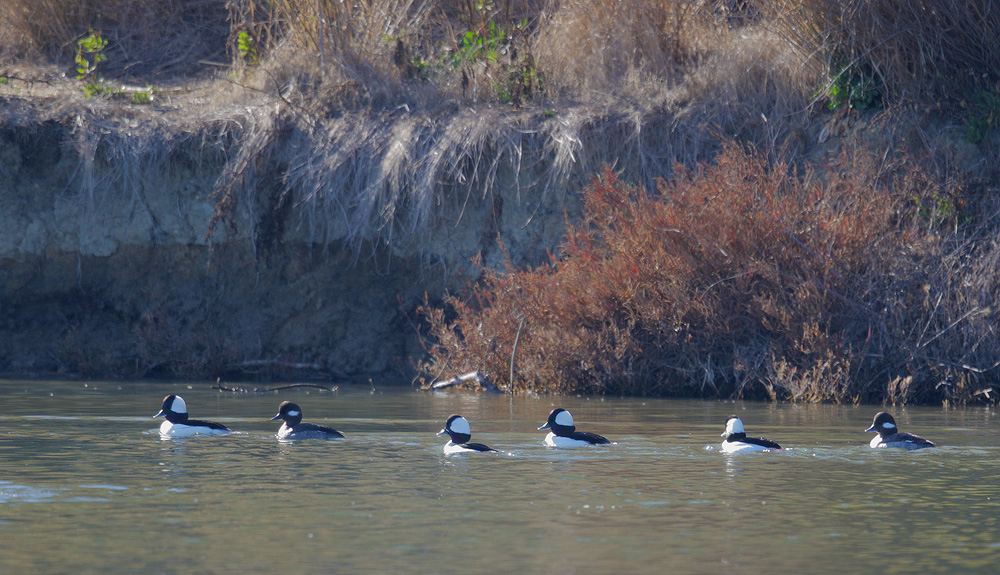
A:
496 53 543 105
75 30 116 99
825 54 882 111
236 30 259 65
75 30 108 80
130 86 155 104
449 22 506 68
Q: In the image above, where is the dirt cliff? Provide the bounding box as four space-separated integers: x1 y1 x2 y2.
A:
0 79 584 382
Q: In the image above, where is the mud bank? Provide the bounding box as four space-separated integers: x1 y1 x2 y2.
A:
0 96 582 382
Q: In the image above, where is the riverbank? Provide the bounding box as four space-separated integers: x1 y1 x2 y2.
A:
1 1 997 402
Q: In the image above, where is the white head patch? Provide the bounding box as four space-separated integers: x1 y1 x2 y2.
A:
287 410 300 417
450 417 471 435
171 396 188 414
555 410 574 427
725 417 745 435
882 422 895 429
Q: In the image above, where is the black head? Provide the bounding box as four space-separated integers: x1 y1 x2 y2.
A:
271 401 304 426
865 411 897 436
539 408 576 436
154 394 189 423
438 414 472 444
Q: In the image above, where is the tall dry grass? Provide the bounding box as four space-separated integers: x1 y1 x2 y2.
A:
0 0 230 77
202 0 817 252
772 0 1000 103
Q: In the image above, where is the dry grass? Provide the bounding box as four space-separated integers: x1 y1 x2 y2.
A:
0 0 230 78
3 0 998 398
772 0 1000 103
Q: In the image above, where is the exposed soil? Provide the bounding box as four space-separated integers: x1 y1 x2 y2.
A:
0 67 578 383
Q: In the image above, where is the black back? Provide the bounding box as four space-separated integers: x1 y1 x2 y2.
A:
184 418 231 431
458 442 497 452
290 422 345 438
567 430 611 445
725 433 781 449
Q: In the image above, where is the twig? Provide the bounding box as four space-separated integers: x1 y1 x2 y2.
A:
509 314 526 394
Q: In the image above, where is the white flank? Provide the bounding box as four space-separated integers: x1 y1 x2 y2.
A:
159 420 229 437
443 442 464 454
545 432 592 448
721 439 767 453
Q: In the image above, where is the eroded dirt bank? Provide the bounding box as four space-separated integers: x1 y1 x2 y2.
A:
0 92 580 382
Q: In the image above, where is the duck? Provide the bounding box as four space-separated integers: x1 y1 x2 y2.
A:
270 401 345 440
539 408 611 447
437 415 497 454
720 416 781 453
865 411 935 449
154 394 230 437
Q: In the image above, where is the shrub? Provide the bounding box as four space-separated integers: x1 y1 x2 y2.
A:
418 142 993 402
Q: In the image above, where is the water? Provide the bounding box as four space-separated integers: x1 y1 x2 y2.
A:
1 380 998 574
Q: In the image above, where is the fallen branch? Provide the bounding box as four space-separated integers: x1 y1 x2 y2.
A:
429 371 501 393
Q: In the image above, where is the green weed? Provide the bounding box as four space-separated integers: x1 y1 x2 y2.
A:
236 30 259 66
825 54 881 111
75 30 107 80
75 30 115 99
80 81 116 99
130 86 154 104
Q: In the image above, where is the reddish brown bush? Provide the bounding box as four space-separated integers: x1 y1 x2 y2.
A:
419 143 982 401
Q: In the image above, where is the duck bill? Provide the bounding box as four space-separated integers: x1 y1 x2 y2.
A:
437 428 448 436
864 425 876 432
538 422 551 431
154 410 166 418
270 414 282 421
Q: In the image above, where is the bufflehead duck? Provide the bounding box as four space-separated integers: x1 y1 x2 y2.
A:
720 416 781 453
539 408 611 447
865 412 935 449
437 415 497 454
270 401 345 440
154 394 230 437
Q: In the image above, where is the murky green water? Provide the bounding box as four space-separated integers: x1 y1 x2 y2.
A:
1 380 998 574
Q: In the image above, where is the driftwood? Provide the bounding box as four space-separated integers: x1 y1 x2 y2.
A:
429 371 501 393
213 382 338 393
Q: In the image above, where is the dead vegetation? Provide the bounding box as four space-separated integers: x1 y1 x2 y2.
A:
419 144 1000 402
1 0 998 398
